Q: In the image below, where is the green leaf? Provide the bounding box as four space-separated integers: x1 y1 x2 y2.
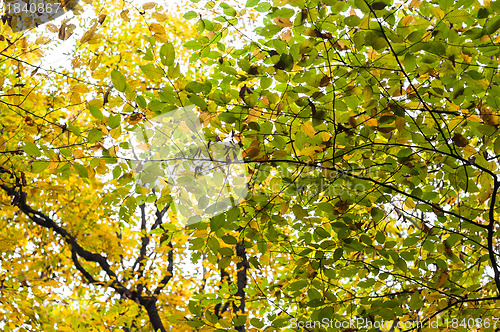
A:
111 70 126 92
486 16 500 35
223 6 237 17
222 235 237 245
185 81 205 93
183 40 202 50
494 136 500 156
23 142 41 157
404 53 416 71
188 94 208 109
136 95 147 109
246 0 259 7
89 105 104 120
344 15 361 27
87 128 103 143
31 161 48 173
160 42 175 66
255 2 271 12
299 39 315 54
207 237 220 253
140 64 164 80
250 318 264 328
183 10 197 20
73 164 88 178
108 114 121 129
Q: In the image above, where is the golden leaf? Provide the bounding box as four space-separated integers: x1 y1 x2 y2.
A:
152 12 169 22
280 29 292 42
149 23 166 34
46 23 59 33
80 26 97 44
247 107 262 122
98 14 107 25
395 116 406 131
302 121 316 138
401 15 414 26
280 202 289 214
120 10 130 22
143 2 157 10
480 107 499 127
35 37 51 45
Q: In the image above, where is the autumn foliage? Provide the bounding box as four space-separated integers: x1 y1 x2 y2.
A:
2 0 500 331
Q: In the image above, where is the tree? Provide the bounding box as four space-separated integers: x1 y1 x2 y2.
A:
2 0 500 331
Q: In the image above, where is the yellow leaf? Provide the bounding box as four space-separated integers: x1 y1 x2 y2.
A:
46 23 59 33
72 84 89 94
396 136 408 144
299 146 322 157
247 107 262 122
80 26 97 44
480 107 499 127
401 15 414 26
302 121 316 138
409 0 421 8
153 33 168 43
143 2 157 10
365 118 378 127
405 199 415 209
152 12 169 22
96 160 108 174
461 145 477 158
149 23 166 34
73 149 84 159
35 37 51 45
320 132 331 141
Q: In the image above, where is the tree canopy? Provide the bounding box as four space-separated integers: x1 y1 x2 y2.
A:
2 0 500 331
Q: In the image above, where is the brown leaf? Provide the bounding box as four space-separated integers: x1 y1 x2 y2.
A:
334 199 350 214
98 14 107 25
452 133 468 147
319 75 330 87
273 17 293 28
120 10 130 22
377 127 396 133
24 116 35 126
126 113 143 125
242 140 261 159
